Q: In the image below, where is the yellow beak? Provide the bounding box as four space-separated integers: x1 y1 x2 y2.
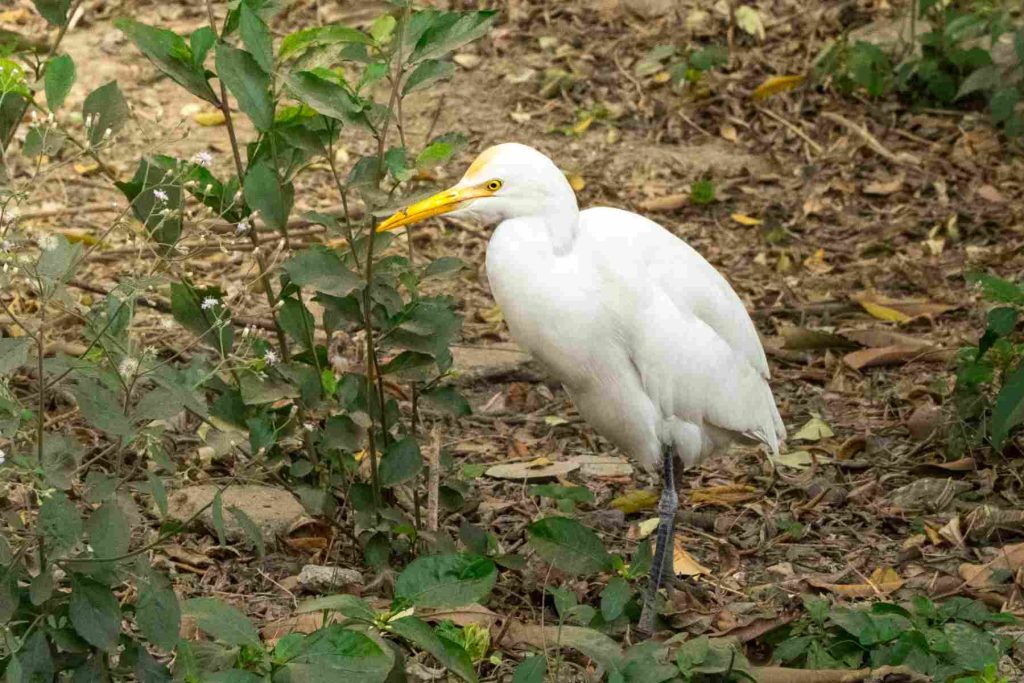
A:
377 185 489 232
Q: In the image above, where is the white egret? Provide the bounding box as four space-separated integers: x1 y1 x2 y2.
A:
378 142 785 634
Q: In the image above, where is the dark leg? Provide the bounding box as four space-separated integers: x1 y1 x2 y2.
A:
638 446 678 636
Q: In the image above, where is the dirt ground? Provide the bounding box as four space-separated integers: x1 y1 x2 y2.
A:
4 0 1024 679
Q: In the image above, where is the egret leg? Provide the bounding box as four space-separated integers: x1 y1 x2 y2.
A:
638 446 678 636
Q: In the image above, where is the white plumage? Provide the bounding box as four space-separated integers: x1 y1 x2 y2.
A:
379 142 786 634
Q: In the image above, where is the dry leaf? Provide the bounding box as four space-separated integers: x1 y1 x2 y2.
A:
485 458 579 480
74 162 100 176
673 537 711 576
719 123 738 142
803 248 832 274
841 329 935 350
194 110 227 126
479 305 504 323
976 184 1006 203
640 194 687 212
959 542 1024 588
610 488 658 514
730 213 762 226
691 484 759 505
565 172 586 192
572 116 593 135
863 177 904 196
792 415 833 441
770 450 813 470
844 345 931 370
421 604 499 628
734 6 765 40
857 296 955 322
780 326 855 351
752 74 805 100
809 566 904 598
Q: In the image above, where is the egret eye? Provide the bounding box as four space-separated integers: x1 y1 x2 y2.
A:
485 179 502 192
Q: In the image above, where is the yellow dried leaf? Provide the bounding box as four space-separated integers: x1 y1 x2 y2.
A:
730 213 762 226
672 538 711 577
610 489 658 514
809 566 904 598
860 300 911 323
653 71 671 84
480 305 504 323
719 123 738 142
565 173 586 192
752 74 805 100
572 116 593 135
194 110 226 126
74 162 100 176
62 231 98 246
792 415 834 442
690 484 759 506
636 517 660 539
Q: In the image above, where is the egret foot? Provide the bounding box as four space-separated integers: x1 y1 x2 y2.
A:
637 447 678 637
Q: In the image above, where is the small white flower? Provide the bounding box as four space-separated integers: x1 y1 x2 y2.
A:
193 151 213 167
201 296 219 310
235 220 251 235
118 357 139 378
303 422 316 432
263 350 279 365
37 234 58 251
152 189 169 203
0 448 6 465
1 240 11 251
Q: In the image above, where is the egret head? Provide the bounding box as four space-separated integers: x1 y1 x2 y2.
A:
377 142 577 232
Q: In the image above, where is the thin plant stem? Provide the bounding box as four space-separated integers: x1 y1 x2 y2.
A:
204 0 290 362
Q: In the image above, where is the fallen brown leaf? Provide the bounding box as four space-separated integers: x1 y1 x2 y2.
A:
840 328 936 349
639 194 687 212
672 537 711 577
690 484 760 506
959 542 1024 588
843 345 937 370
808 566 904 598
863 176 904 196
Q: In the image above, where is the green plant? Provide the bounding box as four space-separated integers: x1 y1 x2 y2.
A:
690 178 717 205
950 272 1024 455
0 0 496 679
634 43 728 88
771 596 1015 681
817 1 1024 135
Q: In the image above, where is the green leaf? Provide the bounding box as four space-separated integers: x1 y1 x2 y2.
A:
41 433 80 490
115 156 183 245
404 59 455 95
379 436 423 487
87 501 130 559
70 576 121 650
212 490 227 546
279 25 373 61
512 655 547 683
992 362 1024 447
239 2 274 74
228 506 266 558
955 64 1000 100
295 594 377 623
0 567 18 624
115 18 218 103
137 572 181 651
169 281 234 352
215 42 274 131
72 378 133 439
10 631 55 682
370 15 397 43
421 385 471 416
283 246 362 297
39 490 83 556
190 27 216 67
44 53 76 111
33 0 70 26
279 297 316 349
394 553 497 608
82 81 129 145
526 517 611 575
285 70 364 121
240 373 299 405
690 45 728 71
279 625 393 682
409 11 497 64
389 616 477 683
36 234 82 287
29 568 53 606
422 256 465 280
600 577 631 621
0 337 30 375
244 161 294 231
181 597 261 647
991 87 1020 124
24 125 66 157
